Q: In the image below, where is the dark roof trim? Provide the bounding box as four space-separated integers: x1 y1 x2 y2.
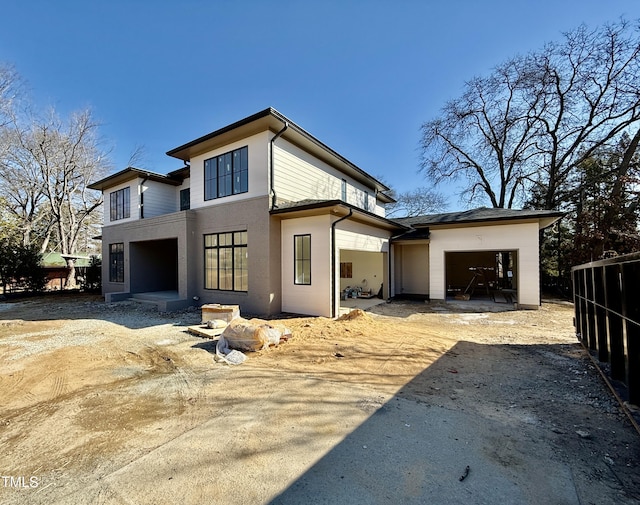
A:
166 107 390 193
394 207 565 228
166 108 274 158
167 165 190 179
377 191 396 204
88 166 186 191
391 228 431 241
271 199 409 230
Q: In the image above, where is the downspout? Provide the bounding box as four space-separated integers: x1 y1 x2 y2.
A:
330 209 353 318
140 176 149 219
269 122 289 210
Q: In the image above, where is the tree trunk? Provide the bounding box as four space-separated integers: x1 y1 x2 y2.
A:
64 258 76 289
611 128 640 202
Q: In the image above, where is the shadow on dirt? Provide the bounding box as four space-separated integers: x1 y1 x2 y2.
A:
269 341 640 505
0 293 201 330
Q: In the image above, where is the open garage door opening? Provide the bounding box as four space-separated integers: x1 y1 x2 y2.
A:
445 251 517 304
339 250 387 313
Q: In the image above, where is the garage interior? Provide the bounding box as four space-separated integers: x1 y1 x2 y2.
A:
339 250 386 310
446 250 517 304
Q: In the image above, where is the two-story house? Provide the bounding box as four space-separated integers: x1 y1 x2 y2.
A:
89 108 563 316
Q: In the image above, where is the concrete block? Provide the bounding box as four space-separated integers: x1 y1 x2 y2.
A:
201 304 240 324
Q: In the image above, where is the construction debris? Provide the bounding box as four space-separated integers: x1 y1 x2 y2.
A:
220 317 291 352
216 335 247 365
201 304 239 324
337 309 372 322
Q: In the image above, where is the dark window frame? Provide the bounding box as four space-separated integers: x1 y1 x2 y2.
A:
204 146 249 201
294 234 312 285
180 188 190 210
109 187 130 221
109 243 124 283
204 231 248 292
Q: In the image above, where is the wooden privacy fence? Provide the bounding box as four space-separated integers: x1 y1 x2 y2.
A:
572 252 640 405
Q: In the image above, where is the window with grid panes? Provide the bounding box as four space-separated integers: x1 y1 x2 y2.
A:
204 231 248 291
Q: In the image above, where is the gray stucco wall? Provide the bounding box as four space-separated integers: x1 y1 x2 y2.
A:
101 211 196 299
100 196 281 316
191 196 280 316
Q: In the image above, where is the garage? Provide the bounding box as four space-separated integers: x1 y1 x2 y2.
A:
445 251 516 303
393 208 565 309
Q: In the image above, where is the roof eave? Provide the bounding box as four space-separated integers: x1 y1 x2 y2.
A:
88 167 184 191
166 107 391 193
271 200 408 231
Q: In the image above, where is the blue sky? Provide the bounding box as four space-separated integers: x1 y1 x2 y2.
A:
1 0 639 209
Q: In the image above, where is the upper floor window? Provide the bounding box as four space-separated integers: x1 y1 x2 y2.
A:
204 146 248 201
366 191 374 212
341 179 347 201
110 187 130 221
180 188 190 210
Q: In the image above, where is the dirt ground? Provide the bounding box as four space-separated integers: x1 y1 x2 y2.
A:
0 294 639 504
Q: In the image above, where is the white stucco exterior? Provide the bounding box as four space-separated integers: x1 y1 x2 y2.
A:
281 215 391 317
281 215 332 316
189 131 270 209
428 221 541 308
91 108 561 317
393 242 430 297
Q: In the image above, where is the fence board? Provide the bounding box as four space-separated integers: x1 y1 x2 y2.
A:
573 252 640 405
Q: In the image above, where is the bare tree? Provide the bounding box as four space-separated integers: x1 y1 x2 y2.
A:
1 65 111 288
0 126 50 247
0 64 21 128
0 64 47 247
126 143 149 168
421 19 640 210
386 187 448 218
20 109 111 287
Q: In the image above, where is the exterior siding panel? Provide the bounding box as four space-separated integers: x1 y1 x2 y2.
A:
143 180 177 217
281 215 332 316
274 139 378 213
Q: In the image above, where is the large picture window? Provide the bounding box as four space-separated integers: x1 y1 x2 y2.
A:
109 243 124 283
204 146 248 200
110 187 130 221
294 234 311 285
204 231 248 291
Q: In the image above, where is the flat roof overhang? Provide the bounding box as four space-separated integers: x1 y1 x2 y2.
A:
88 167 184 191
424 216 563 231
270 200 407 232
166 108 391 194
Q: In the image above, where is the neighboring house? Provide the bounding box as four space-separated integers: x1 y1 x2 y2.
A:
41 252 93 290
88 108 563 316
